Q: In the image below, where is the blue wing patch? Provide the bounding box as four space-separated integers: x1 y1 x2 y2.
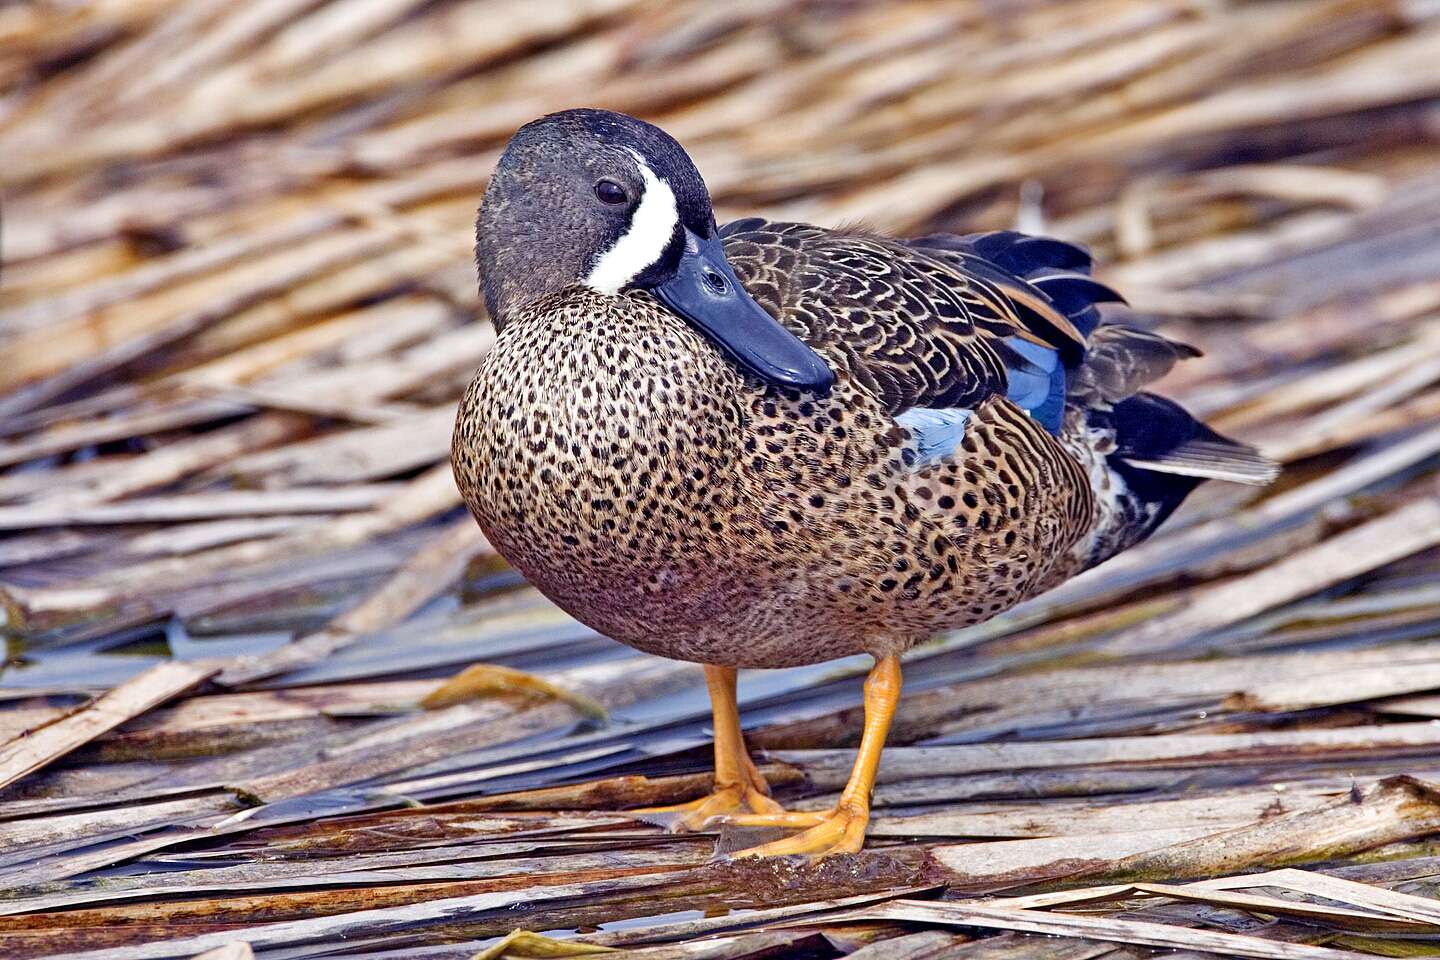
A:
1003 336 1065 434
897 407 973 466
897 338 1064 465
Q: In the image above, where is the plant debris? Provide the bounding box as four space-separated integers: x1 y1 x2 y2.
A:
5 0 1440 957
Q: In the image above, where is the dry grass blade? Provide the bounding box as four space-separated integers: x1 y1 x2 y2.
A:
820 899 1373 959
216 516 489 686
0 485 400 530
1196 869 1440 926
1094 497 1440 656
190 946 254 960
1095 776 1440 882
0 662 218 789
970 879 1438 933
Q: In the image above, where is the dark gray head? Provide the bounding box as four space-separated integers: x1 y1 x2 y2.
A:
476 109 711 317
476 108 833 392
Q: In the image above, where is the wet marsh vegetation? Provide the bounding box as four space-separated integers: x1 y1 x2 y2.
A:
6 0 1440 956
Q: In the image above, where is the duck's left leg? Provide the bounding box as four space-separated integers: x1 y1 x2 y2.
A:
718 654 901 857
635 664 786 830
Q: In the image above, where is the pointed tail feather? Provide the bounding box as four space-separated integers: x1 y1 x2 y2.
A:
1111 392 1277 487
1121 437 1278 486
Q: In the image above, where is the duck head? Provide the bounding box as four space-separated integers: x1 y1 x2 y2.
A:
476 108 833 392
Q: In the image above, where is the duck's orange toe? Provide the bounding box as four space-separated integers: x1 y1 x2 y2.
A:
635 781 786 832
720 804 869 858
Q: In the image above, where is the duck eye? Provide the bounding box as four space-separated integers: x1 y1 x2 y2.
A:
595 180 628 205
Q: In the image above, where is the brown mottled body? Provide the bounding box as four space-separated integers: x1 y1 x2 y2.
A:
454 286 1092 668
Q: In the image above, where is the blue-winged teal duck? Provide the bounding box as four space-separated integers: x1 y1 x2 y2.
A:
453 109 1277 857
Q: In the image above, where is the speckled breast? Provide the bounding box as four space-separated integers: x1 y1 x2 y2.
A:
453 288 782 663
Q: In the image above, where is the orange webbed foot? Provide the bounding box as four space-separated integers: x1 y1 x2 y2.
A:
718 803 869 858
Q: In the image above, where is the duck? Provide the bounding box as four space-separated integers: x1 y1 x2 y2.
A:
452 108 1277 858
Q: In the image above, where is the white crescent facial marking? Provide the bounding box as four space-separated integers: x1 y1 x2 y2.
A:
584 148 679 295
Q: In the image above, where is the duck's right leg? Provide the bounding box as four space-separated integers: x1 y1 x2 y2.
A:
635 664 786 831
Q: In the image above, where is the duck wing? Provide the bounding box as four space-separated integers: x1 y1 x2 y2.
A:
719 218 1117 434
722 218 1275 489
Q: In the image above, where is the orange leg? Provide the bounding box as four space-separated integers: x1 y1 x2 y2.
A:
635 665 785 830
719 654 901 857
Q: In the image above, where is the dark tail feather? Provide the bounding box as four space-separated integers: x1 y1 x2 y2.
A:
1112 393 1276 485
960 231 1094 275
1109 392 1277 531
1026 272 1124 340
1068 325 1202 409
